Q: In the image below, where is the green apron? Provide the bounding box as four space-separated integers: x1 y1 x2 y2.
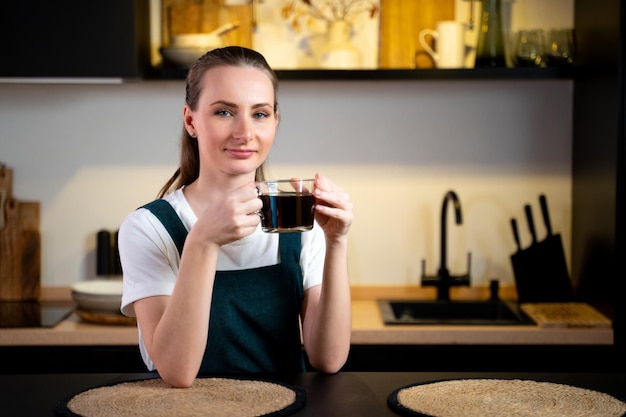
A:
141 199 306 374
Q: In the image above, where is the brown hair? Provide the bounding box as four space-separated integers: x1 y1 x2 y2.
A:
158 46 280 198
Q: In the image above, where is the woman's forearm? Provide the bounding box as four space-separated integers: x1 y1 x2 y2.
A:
303 237 352 373
143 238 219 387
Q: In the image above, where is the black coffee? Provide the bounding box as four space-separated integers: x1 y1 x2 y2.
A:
259 193 315 232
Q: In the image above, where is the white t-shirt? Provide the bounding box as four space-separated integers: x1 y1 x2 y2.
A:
118 187 325 370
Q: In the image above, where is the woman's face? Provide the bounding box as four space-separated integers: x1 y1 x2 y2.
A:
185 65 278 180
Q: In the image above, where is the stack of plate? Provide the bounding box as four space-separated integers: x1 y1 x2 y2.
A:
71 279 134 325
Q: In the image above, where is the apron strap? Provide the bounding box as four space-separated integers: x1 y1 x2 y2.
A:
279 232 301 264
140 199 187 257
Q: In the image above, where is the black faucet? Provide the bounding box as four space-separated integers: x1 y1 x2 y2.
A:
421 190 471 301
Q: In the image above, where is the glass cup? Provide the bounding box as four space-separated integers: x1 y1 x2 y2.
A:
545 28 576 67
256 179 315 233
512 29 546 67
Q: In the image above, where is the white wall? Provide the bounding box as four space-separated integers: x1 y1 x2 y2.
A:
0 79 572 288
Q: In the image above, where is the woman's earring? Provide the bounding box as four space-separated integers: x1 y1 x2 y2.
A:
189 131 196 138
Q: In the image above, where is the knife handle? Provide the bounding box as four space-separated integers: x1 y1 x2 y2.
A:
539 194 553 236
511 218 521 251
524 204 537 244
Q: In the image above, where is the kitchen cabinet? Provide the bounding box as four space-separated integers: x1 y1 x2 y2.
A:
572 0 625 358
1 343 618 374
0 0 572 81
0 0 151 78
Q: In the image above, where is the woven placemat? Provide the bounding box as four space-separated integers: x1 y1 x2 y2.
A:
55 376 306 417
388 378 626 417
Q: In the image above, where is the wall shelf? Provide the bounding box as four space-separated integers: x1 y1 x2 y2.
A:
146 66 575 81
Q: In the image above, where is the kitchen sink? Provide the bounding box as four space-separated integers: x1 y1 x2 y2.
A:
378 299 535 325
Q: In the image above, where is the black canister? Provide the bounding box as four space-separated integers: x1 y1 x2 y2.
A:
96 230 112 275
475 0 506 67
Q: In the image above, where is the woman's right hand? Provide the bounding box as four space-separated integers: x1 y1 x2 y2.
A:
191 182 262 247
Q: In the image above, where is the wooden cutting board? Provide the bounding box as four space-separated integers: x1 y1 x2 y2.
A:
379 0 455 69
520 303 613 329
160 0 251 49
0 165 41 301
0 166 12 231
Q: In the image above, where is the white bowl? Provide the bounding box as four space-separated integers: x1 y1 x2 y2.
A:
170 33 221 49
71 279 123 314
161 46 215 67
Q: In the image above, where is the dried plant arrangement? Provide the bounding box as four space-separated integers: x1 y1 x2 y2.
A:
281 0 379 32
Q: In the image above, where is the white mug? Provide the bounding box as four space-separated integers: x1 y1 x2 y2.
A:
419 21 468 69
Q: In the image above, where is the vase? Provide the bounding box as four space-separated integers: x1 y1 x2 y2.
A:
319 20 362 69
475 0 506 67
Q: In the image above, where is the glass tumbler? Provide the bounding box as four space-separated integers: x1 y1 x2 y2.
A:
512 29 545 67
545 29 576 67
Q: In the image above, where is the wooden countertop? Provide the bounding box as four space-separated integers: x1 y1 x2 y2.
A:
350 285 613 345
0 311 139 346
0 286 614 347
351 300 613 345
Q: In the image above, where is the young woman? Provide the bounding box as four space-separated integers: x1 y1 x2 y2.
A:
119 46 353 388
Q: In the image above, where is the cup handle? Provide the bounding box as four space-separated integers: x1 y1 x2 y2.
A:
418 29 439 62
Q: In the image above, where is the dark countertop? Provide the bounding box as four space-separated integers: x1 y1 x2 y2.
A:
3 372 626 417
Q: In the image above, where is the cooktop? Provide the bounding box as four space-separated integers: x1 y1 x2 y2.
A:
0 301 75 328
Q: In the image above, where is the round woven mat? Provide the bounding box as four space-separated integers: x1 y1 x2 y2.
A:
388 379 626 417
56 377 305 417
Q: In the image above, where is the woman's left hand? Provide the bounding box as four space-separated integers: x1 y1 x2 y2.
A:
313 173 353 242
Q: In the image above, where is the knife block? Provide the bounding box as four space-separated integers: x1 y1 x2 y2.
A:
510 197 574 304
511 235 573 303
0 166 41 301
